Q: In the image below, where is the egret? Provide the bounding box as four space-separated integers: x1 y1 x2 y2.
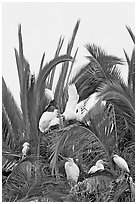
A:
65 158 80 186
39 109 59 132
88 160 106 174
63 84 106 122
63 84 79 120
45 88 54 102
112 154 130 173
22 142 30 159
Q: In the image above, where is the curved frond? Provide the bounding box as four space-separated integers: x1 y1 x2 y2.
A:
35 55 73 94
85 43 124 80
50 124 112 177
97 81 135 139
126 26 135 44
97 81 134 112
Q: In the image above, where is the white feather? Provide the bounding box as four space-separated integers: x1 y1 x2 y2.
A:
22 143 30 156
39 109 58 132
63 84 79 120
88 165 98 174
113 154 130 172
88 160 104 174
65 158 79 183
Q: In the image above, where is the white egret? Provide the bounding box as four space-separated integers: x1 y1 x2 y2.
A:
65 158 80 186
22 142 30 159
39 109 58 132
112 154 130 173
63 84 106 122
45 88 54 102
63 84 79 120
88 160 106 174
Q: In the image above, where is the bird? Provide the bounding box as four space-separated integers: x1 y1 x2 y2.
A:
63 84 106 122
63 84 79 121
45 88 54 102
39 108 59 133
112 154 130 173
88 159 106 174
65 158 80 186
22 142 30 159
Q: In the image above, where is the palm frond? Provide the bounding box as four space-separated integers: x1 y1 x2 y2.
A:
126 26 135 44
124 48 135 92
39 52 45 71
15 25 31 140
66 48 79 87
97 81 134 140
50 124 113 177
97 81 134 112
85 43 124 80
2 77 23 150
35 55 73 94
54 20 80 112
71 63 100 100
48 36 64 90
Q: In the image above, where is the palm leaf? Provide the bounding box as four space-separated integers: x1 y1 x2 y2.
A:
124 48 135 93
66 47 79 87
97 81 135 140
97 81 134 112
2 77 23 150
14 25 31 140
35 55 73 95
39 52 45 71
48 36 64 90
126 26 135 44
50 124 113 177
54 20 80 112
85 43 124 80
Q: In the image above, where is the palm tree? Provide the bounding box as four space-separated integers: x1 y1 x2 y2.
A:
2 22 135 202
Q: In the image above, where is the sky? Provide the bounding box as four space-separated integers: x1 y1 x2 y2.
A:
2 2 135 106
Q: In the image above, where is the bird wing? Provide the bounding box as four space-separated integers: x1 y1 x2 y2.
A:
65 161 79 183
22 146 29 155
65 84 79 112
49 117 60 128
85 93 99 111
39 111 56 132
88 165 98 174
113 156 130 172
63 84 79 120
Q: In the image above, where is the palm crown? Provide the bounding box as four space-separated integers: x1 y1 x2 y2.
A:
2 21 135 202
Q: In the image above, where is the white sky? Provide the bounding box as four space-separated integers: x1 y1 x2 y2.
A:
2 2 135 106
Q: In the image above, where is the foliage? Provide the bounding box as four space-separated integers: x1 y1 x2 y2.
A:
2 23 135 202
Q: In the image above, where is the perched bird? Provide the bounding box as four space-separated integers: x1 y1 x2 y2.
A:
45 88 54 102
39 108 59 132
112 154 130 173
65 158 80 186
22 142 30 159
88 160 106 174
